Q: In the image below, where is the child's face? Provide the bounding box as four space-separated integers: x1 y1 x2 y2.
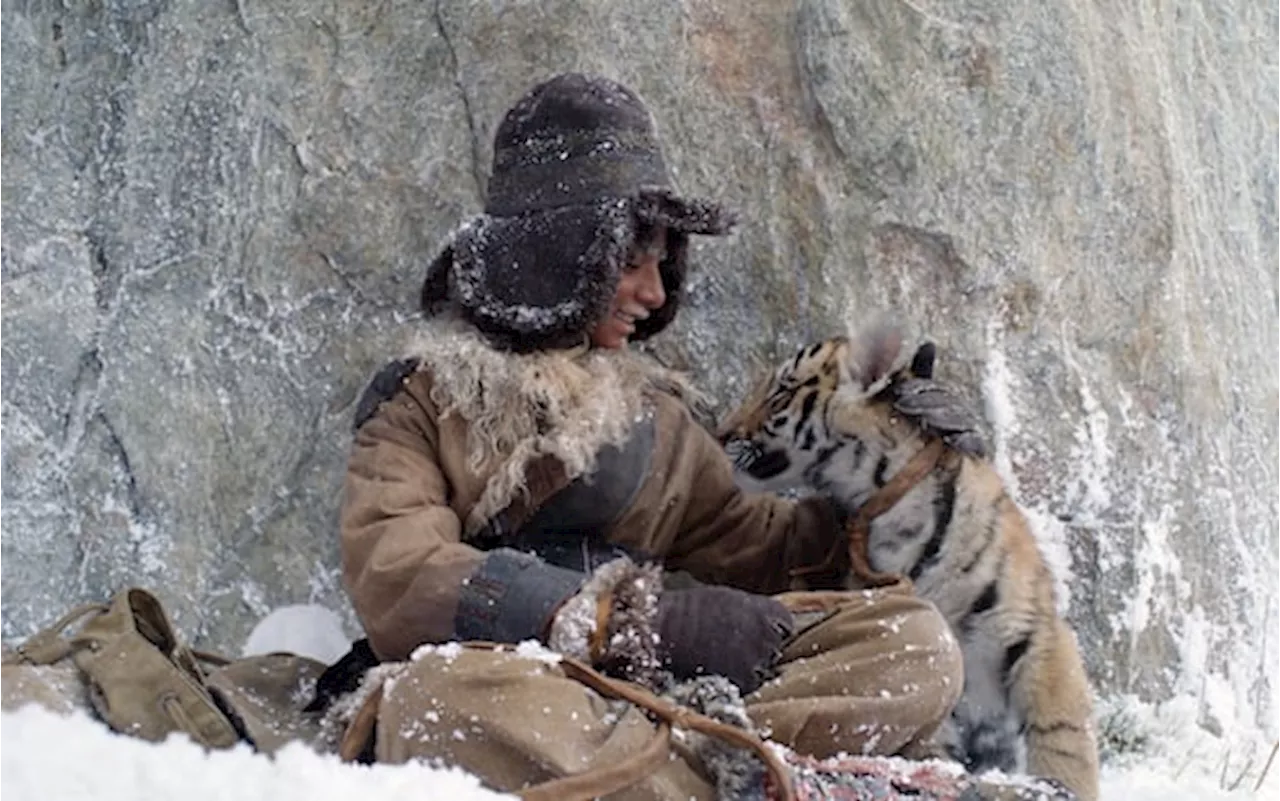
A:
588 226 669 350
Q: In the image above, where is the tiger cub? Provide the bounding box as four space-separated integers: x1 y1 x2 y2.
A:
716 324 1099 801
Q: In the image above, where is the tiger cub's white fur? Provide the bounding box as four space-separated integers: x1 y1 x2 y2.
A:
716 325 1099 801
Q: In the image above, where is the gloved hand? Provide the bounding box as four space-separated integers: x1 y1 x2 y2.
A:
655 585 794 695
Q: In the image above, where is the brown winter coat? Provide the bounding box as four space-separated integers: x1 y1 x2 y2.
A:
340 327 842 661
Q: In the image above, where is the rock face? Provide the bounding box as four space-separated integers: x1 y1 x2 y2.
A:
3 0 1275 735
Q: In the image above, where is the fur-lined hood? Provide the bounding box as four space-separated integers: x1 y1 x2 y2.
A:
402 318 704 534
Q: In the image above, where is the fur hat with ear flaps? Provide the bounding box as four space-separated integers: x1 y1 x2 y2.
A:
420 73 737 353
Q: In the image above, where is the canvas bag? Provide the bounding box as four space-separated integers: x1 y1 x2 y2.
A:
2 587 242 749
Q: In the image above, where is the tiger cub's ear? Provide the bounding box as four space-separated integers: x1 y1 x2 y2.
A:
910 342 936 379
844 322 904 390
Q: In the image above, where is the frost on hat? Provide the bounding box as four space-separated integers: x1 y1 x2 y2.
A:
420 72 737 353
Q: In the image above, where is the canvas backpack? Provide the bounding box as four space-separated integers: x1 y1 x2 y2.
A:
2 588 242 746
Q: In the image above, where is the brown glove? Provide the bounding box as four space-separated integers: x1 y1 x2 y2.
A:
655 585 794 695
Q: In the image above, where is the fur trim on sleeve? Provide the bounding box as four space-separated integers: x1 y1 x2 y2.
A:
547 556 666 689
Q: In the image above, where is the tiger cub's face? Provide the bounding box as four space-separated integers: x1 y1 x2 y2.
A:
716 326 926 492
715 338 850 491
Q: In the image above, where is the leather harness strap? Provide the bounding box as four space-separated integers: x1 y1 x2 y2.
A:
792 438 948 589
550 654 797 801
518 718 675 801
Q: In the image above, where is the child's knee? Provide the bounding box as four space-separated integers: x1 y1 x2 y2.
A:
895 600 965 731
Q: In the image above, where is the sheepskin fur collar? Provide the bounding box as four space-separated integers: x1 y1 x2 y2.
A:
404 318 702 534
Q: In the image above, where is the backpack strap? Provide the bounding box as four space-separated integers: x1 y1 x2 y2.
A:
352 358 421 432
3 602 109 666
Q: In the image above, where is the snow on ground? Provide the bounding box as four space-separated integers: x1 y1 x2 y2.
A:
0 704 516 801
2 660 1280 798
1093 693 1279 801
1100 761 1266 801
2 691 1274 801
5 606 1274 800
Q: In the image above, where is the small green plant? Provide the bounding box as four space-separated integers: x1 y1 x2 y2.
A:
1094 699 1153 765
